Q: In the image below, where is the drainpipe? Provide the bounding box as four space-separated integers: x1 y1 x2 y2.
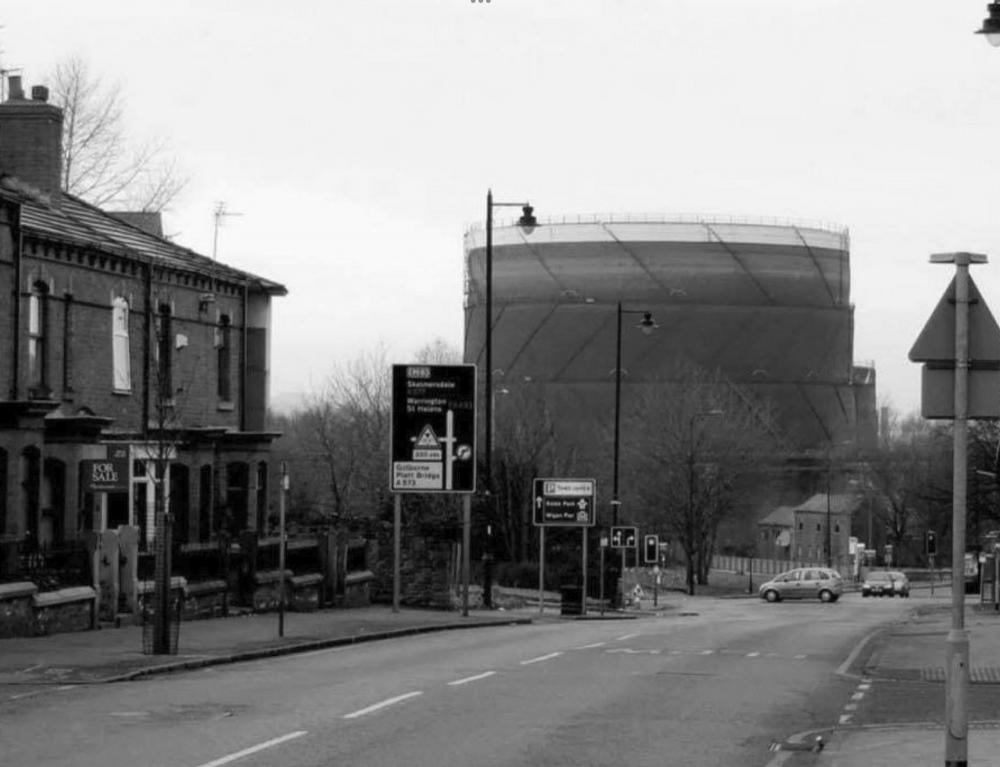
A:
142 260 152 436
240 281 248 432
10 205 22 399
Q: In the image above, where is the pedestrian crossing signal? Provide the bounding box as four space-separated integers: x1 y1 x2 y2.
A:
643 534 659 564
927 531 937 556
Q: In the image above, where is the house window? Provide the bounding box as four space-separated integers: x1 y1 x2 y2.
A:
798 522 803 530
816 523 821 532
112 297 131 391
28 282 50 396
156 304 172 404
835 523 841 533
217 314 231 401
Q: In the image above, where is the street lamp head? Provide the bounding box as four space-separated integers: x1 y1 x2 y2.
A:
977 3 1000 46
518 204 538 234
637 311 658 335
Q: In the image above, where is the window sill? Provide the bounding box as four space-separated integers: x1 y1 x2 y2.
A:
111 388 132 396
217 401 235 412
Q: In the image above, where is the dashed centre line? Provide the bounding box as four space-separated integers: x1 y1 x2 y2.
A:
521 652 563 665
448 671 497 686
195 731 307 767
574 641 607 649
343 691 423 719
616 632 639 641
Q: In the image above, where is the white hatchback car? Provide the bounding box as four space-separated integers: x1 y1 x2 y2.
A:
758 567 843 603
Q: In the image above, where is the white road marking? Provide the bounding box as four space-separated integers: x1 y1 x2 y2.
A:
521 652 563 665
844 703 858 711
858 682 871 690
839 714 853 725
701 650 714 655
746 652 760 658
448 671 497 686
575 641 607 649
343 691 423 719
616 632 639 641
56 685 76 691
851 692 865 701
195 730 307 767
794 654 807 660
9 691 41 701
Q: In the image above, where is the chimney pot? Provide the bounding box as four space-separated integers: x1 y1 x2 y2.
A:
8 75 24 100
30 85 49 102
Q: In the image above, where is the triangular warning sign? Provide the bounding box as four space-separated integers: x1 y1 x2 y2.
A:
413 425 439 448
909 275 1000 364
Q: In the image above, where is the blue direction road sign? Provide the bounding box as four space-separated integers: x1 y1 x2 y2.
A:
532 478 596 526
391 364 476 493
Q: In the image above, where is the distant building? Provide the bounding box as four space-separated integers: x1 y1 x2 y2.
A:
0 75 286 560
758 493 860 572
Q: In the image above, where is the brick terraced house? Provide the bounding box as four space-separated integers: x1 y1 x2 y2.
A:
0 75 286 573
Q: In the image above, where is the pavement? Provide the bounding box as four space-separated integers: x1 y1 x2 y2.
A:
0 604 547 689
771 586 1000 767
3 585 1000 765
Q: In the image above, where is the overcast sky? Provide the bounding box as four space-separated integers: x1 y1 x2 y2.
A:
4 1 1000 416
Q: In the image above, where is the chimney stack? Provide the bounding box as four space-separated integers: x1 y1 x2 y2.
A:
0 73 63 199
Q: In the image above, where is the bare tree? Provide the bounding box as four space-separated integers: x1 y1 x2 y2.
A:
298 345 393 527
491 386 559 562
413 337 462 364
628 368 781 594
49 56 186 211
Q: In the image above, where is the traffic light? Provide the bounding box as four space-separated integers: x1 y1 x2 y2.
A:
927 531 937 557
643 534 659 564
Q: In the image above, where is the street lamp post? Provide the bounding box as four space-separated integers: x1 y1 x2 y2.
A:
483 191 536 597
610 303 657 607
611 303 657 525
686 409 724 596
977 2 1000 45
826 456 833 568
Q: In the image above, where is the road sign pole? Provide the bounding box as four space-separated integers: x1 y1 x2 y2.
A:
581 528 588 617
946 255 972 767
278 462 288 638
539 526 546 614
393 494 401 613
599 544 605 616
462 494 471 618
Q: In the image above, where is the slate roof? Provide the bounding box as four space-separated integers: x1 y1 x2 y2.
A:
793 493 861 515
1 176 286 296
758 505 796 527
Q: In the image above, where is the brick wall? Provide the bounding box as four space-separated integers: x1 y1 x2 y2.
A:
16 240 246 430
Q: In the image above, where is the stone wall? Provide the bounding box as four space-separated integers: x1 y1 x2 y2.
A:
0 582 96 637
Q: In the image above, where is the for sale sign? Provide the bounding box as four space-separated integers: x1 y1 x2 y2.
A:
82 446 130 492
